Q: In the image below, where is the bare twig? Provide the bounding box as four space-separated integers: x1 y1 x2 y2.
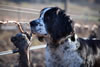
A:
14 22 24 33
0 21 32 40
0 21 25 33
0 21 8 24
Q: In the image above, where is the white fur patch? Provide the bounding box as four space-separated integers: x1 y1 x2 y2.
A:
45 37 83 67
35 8 51 35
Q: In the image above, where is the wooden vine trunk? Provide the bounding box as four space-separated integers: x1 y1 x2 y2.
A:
11 33 32 67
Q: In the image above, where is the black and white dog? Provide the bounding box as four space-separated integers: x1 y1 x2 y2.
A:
30 7 100 67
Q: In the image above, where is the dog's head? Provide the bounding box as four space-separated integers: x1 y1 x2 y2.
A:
30 7 74 43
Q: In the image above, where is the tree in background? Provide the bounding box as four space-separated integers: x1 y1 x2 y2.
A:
95 0 100 4
0 23 3 33
94 11 100 39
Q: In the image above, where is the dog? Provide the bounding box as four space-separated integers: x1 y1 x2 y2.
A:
30 7 100 67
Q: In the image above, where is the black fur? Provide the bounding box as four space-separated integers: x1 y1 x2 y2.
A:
43 7 74 44
78 38 100 67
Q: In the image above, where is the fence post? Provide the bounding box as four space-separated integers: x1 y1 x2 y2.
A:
11 33 32 67
64 0 68 13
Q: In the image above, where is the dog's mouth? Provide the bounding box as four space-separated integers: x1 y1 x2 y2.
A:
31 30 49 38
31 30 36 34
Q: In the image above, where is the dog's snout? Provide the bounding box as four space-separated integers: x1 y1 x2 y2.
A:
30 21 38 27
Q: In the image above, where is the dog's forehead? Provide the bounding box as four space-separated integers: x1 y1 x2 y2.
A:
41 8 51 13
40 8 52 17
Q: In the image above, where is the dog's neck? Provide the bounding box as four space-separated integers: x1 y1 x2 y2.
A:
45 34 82 67
46 34 79 48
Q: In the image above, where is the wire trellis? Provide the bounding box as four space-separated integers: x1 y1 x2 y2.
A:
0 44 46 56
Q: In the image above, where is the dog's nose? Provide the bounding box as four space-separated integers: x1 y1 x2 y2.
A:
30 21 38 27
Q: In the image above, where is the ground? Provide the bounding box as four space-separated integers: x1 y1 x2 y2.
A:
0 1 100 67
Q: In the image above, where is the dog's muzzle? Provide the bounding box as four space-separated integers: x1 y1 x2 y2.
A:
30 20 48 37
30 20 38 34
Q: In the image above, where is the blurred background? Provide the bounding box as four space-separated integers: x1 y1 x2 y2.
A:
0 0 100 67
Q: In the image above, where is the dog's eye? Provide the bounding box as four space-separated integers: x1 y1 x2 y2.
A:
45 16 50 21
39 24 43 26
